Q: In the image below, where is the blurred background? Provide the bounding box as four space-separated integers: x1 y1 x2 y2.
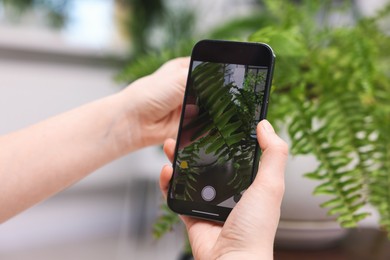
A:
0 0 389 259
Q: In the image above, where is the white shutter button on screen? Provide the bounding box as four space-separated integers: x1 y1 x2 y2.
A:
201 186 216 201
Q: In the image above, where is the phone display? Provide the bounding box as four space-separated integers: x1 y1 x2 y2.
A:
168 40 275 221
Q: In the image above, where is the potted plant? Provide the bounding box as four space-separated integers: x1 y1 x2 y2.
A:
118 0 390 253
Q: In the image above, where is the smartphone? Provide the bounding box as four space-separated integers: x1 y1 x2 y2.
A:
167 40 275 222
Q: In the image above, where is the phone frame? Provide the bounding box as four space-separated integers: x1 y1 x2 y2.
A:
167 39 275 222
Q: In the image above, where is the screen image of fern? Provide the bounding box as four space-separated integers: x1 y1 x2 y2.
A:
170 61 266 206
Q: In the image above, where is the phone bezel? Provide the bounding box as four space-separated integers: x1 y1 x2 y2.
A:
167 39 275 222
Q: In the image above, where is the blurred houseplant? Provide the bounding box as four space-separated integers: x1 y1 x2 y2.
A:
249 0 390 230
117 0 390 244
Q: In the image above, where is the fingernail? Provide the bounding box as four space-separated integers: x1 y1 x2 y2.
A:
261 120 275 133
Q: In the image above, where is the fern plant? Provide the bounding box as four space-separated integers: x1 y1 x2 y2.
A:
118 0 390 245
247 1 390 229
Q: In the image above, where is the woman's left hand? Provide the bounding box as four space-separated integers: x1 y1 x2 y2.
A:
121 57 190 149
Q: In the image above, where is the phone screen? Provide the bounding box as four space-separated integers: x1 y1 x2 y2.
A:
170 60 268 209
167 40 275 221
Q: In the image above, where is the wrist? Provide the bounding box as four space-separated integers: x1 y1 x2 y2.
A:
114 82 164 153
106 91 144 155
118 76 180 150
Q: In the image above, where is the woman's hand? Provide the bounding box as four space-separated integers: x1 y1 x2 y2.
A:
159 120 288 259
120 57 190 150
0 57 190 223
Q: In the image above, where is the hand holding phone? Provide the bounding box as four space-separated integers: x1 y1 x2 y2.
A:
160 120 288 259
168 40 275 221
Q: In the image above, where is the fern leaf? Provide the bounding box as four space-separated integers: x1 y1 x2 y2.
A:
153 203 180 239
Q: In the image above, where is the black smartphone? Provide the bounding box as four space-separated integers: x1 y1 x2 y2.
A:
167 40 275 222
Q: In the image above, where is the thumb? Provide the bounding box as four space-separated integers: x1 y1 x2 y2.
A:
215 120 288 255
253 120 288 200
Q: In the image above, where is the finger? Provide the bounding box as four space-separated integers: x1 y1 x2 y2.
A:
175 57 191 68
156 57 190 74
167 57 190 68
159 164 173 199
163 138 176 163
253 120 288 199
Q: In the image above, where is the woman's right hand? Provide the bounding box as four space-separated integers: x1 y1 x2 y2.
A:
159 119 288 259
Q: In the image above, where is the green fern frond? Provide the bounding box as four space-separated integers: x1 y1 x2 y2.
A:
153 203 180 239
285 92 369 227
368 74 390 234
